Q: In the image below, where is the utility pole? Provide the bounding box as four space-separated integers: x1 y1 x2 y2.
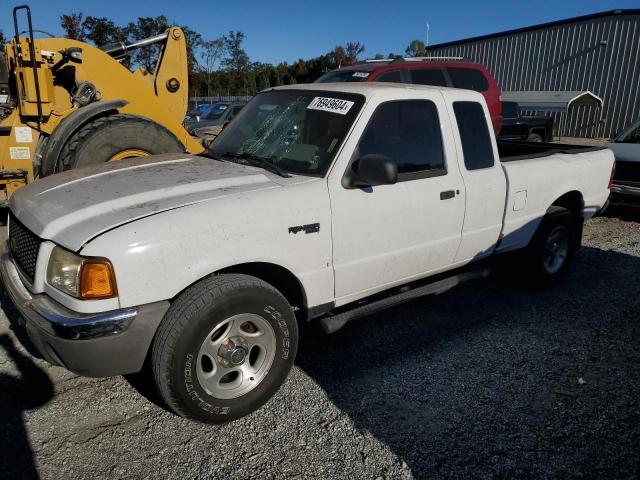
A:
426 23 430 47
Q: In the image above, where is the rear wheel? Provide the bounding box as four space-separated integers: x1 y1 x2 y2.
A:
151 274 298 424
58 114 184 172
522 206 580 287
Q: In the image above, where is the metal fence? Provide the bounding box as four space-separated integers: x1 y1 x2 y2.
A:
190 96 253 104
426 10 640 138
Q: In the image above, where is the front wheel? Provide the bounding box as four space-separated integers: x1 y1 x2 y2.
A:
151 274 298 423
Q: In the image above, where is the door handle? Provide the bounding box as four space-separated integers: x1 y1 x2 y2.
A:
440 190 456 200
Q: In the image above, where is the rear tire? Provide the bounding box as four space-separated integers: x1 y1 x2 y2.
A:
151 274 298 424
522 206 580 287
58 114 184 172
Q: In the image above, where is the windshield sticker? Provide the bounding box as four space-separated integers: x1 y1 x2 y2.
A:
352 72 370 78
307 97 354 115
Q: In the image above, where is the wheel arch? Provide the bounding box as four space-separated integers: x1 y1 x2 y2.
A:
216 262 308 313
550 190 584 219
549 190 584 248
39 99 129 176
172 262 309 317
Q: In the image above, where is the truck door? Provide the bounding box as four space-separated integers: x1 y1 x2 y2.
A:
447 100 507 262
329 96 466 306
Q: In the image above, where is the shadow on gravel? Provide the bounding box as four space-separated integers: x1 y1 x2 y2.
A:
296 246 640 478
0 334 53 480
603 204 640 222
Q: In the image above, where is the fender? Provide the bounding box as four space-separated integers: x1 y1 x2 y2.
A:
39 99 128 176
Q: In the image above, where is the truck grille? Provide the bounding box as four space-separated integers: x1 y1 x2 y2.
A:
8 212 41 282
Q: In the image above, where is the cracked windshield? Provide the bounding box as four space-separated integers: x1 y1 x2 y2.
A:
209 90 364 176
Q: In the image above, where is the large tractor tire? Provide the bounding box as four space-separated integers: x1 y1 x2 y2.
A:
58 114 185 171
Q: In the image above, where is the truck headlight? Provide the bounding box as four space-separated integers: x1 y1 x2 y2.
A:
46 246 118 299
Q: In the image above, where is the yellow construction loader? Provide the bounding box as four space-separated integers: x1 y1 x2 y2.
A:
0 5 204 205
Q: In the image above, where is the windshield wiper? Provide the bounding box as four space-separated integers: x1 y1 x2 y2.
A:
217 152 291 178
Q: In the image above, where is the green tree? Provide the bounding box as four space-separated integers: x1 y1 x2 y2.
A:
200 37 225 95
330 45 346 68
374 53 384 60
247 72 258 95
82 16 126 46
60 12 85 40
405 39 426 57
257 73 270 91
126 16 170 71
345 42 365 65
222 31 250 94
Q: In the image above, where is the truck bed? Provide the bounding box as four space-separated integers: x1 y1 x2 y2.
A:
498 140 607 162
496 141 614 254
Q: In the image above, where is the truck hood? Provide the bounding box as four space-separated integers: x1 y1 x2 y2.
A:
10 154 305 251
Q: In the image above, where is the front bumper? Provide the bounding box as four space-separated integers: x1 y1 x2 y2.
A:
0 250 170 377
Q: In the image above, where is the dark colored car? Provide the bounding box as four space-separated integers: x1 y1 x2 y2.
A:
498 101 554 142
185 102 216 120
315 59 503 133
608 117 640 206
185 102 246 134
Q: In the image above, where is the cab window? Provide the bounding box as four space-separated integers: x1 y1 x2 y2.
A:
453 101 495 170
356 100 446 180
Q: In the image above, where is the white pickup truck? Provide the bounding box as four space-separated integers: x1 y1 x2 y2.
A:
1 83 614 423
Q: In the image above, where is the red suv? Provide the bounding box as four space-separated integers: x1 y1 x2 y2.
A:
316 59 503 133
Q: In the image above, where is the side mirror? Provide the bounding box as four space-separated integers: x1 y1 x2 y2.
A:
348 154 398 188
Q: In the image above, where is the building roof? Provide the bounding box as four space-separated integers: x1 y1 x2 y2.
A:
426 9 640 50
500 91 604 112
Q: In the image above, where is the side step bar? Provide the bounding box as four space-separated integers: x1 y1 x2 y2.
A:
319 267 492 334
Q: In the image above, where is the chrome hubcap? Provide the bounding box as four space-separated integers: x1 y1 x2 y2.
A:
196 314 276 400
543 225 569 274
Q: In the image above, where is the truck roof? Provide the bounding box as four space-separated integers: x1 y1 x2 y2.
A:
271 81 467 98
324 60 485 72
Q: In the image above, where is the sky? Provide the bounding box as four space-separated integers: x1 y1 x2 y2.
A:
1 0 638 65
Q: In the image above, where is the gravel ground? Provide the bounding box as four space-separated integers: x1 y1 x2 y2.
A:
1 208 639 479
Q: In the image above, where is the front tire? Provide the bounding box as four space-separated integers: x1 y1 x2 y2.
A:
151 274 298 424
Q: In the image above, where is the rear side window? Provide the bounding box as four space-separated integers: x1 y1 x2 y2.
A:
453 101 495 170
409 68 447 87
315 70 370 83
375 69 403 83
447 68 489 92
357 100 445 178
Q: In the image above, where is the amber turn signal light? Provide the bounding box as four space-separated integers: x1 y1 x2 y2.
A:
79 261 117 299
